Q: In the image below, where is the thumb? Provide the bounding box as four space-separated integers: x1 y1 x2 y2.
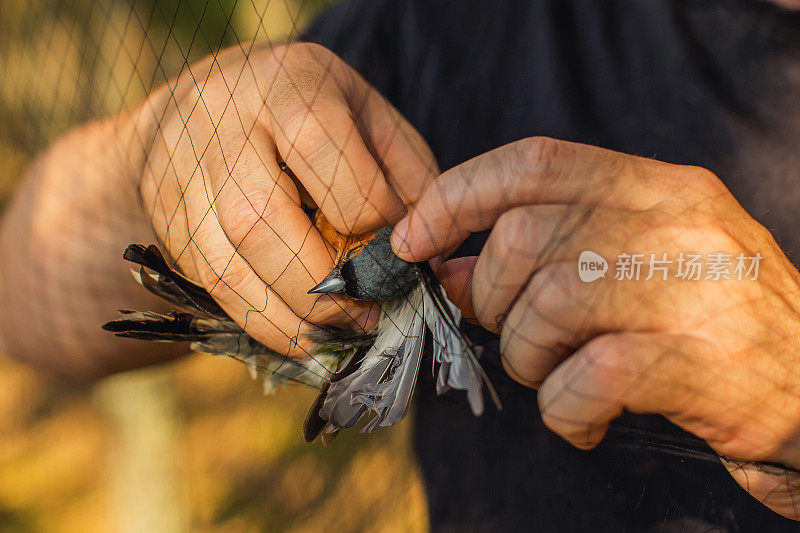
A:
435 256 478 323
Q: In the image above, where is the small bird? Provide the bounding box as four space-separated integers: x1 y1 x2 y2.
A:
104 165 499 443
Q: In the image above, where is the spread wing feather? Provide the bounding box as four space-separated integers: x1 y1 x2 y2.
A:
417 262 502 414
317 285 426 432
104 243 499 443
104 245 350 393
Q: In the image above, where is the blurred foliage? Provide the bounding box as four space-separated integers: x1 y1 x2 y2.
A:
0 0 330 207
0 356 427 532
0 1 428 531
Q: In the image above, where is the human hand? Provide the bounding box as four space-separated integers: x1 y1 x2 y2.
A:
136 42 437 358
392 137 800 518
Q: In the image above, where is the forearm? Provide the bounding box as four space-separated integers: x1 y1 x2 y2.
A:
0 42 304 379
0 104 186 379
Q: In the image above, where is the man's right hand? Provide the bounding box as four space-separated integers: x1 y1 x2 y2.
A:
136 42 437 359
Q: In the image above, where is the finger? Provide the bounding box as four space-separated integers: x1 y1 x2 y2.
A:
471 204 626 332
265 47 406 234
279 43 439 207
499 253 786 390
497 258 708 388
207 121 371 328
536 332 720 450
185 206 317 360
391 137 684 262
348 79 439 205
471 201 727 333
721 459 800 520
436 256 478 322
537 330 800 514
499 262 614 388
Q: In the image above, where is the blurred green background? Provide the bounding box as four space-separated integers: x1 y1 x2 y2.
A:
0 1 427 531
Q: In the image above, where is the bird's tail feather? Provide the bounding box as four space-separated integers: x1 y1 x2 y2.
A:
417 262 502 414
122 244 228 318
104 244 345 392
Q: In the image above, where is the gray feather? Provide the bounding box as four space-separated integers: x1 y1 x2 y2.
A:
318 285 426 431
106 240 500 442
424 283 487 416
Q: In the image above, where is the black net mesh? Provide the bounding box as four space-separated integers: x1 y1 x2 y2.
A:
2 0 800 531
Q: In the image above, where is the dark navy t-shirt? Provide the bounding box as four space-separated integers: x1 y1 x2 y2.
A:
304 1 800 530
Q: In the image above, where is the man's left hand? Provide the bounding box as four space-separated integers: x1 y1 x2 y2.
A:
392 137 800 519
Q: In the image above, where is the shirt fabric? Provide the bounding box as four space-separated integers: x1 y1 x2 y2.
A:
303 1 800 531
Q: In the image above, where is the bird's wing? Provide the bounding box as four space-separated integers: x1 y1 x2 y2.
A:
103 244 343 391
305 262 503 437
122 244 228 318
316 285 426 432
416 262 502 414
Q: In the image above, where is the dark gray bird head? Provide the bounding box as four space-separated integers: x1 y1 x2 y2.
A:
309 226 419 302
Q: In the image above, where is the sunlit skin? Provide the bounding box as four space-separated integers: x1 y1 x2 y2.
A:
391 137 800 520
0 42 437 377
1 2 799 520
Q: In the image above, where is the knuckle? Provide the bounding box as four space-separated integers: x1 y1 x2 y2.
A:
749 220 777 250
216 191 268 245
491 262 572 335
672 165 728 199
527 263 576 311
259 200 303 248
279 105 354 180
580 335 634 387
689 166 724 190
515 136 571 178
193 252 250 299
517 274 570 334
278 99 332 149
269 62 326 108
490 206 555 263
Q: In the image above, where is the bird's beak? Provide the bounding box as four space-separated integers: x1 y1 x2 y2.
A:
308 267 346 294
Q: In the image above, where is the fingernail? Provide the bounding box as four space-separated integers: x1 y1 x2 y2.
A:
391 218 410 255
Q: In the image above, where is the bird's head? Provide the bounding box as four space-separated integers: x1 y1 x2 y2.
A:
308 215 419 302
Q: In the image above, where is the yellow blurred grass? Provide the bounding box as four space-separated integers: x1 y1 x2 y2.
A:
0 353 428 532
